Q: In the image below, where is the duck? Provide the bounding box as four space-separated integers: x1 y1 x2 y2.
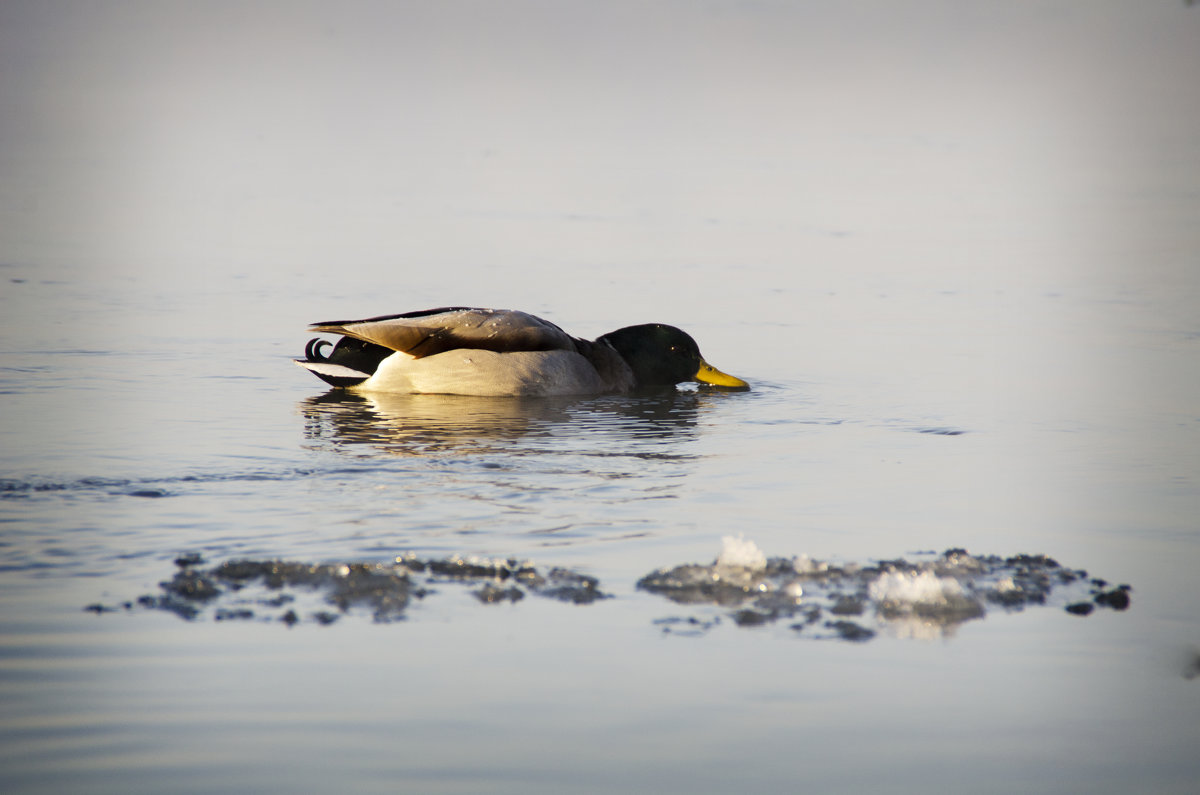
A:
295 307 749 396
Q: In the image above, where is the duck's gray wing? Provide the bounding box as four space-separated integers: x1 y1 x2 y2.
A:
308 308 579 358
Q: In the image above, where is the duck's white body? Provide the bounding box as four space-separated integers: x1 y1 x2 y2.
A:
347 348 625 396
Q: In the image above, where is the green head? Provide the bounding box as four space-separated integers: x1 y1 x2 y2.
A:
598 324 749 389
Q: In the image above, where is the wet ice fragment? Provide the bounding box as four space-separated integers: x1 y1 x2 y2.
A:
868 571 985 622
136 593 200 620
103 555 608 625
535 568 609 604
475 583 525 604
1093 586 1131 610
638 542 1132 642
732 609 772 627
174 552 205 568
89 544 1131 641
214 608 255 621
161 570 221 602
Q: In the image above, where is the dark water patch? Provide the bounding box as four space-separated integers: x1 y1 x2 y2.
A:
872 418 970 437
0 476 153 499
821 620 877 642
653 615 722 637
0 560 59 574
552 448 697 463
1 478 99 496
127 489 170 498
0 364 55 374
0 466 379 501
1183 649 1200 681
745 416 844 427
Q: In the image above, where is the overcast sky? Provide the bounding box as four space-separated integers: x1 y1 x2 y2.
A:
2 1 1197 286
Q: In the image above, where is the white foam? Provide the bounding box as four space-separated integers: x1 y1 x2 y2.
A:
717 535 767 571
791 554 828 575
993 576 1018 593
868 570 966 605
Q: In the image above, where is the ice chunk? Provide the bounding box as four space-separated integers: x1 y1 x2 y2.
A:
869 570 984 621
869 570 964 604
717 534 767 571
791 554 828 575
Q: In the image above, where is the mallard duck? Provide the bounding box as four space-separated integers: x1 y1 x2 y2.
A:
295 307 749 396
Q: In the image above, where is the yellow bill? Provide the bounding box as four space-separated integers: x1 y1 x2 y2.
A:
694 359 749 389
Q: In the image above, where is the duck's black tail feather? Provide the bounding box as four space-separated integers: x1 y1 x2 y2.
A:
295 336 393 388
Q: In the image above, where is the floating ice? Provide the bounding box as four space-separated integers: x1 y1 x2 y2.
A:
717 534 767 571
868 570 983 617
638 541 1131 640
85 543 1132 642
869 570 963 604
95 554 609 625
790 555 829 576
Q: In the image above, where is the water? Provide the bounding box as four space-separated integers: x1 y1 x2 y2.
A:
3 2 1199 793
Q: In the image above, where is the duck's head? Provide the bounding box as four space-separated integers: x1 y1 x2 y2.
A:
598 324 749 390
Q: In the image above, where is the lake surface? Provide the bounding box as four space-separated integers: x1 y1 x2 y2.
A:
2 2 1199 793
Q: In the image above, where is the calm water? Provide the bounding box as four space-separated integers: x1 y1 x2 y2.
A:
3 2 1199 793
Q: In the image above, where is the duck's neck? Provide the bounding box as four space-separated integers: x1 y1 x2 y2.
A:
576 338 637 392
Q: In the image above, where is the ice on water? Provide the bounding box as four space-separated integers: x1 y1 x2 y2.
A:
869 571 979 614
638 540 1130 640
96 554 610 625
90 539 1130 642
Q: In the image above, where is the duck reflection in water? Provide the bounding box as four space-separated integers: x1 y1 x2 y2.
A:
299 389 731 458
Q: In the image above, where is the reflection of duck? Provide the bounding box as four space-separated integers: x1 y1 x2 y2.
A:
299 390 710 455
295 307 748 396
